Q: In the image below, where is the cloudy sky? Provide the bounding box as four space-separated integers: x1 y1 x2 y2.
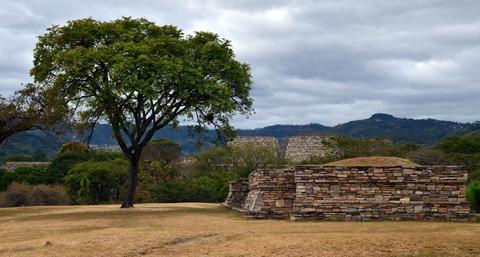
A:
1 0 479 128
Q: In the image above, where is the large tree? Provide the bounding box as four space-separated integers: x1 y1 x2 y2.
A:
31 17 253 208
0 84 67 145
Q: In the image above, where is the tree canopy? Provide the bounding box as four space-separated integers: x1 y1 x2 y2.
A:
31 17 253 207
0 84 67 145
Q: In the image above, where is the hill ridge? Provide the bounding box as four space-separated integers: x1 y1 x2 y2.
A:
1 113 478 158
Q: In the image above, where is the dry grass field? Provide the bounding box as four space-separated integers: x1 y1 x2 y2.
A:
0 203 479 257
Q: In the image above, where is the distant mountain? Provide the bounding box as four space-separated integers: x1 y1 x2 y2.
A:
1 113 477 159
332 113 471 145
0 131 64 159
237 123 331 138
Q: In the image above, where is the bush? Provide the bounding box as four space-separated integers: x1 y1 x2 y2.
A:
148 179 189 203
64 158 128 204
467 181 480 212
0 167 50 191
0 183 30 207
189 172 239 202
47 145 124 184
0 182 70 207
407 149 453 166
11 167 49 185
192 147 233 175
435 133 480 154
137 139 183 199
149 172 238 203
0 169 13 191
26 184 70 206
58 141 88 154
333 136 419 159
46 148 93 184
469 170 480 182
192 144 284 178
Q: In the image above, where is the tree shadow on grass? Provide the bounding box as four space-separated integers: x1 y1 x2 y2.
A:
11 205 237 223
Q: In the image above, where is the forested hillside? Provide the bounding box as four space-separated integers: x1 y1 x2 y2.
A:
1 113 478 160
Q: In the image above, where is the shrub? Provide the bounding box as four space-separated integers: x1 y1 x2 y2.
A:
26 184 70 206
333 136 410 159
46 148 92 184
0 167 50 191
141 139 181 163
0 169 13 191
0 183 30 207
137 139 183 200
11 167 49 185
58 141 88 154
149 172 238 203
469 170 480 182
192 144 283 177
229 144 282 177
433 134 480 180
47 145 124 184
0 182 70 207
64 158 128 204
435 133 480 154
407 149 453 166
192 147 233 175
467 181 480 212
148 179 189 203
189 172 239 202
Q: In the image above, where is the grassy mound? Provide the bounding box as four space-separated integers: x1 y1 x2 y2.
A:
324 156 418 167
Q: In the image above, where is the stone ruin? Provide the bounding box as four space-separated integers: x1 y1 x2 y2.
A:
229 135 335 162
0 162 51 172
224 165 474 221
285 135 337 162
228 136 280 153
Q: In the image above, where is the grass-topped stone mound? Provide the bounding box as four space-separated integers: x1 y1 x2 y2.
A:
226 156 473 220
324 156 419 167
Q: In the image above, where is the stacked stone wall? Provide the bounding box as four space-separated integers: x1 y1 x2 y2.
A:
285 136 336 162
90 144 122 153
292 166 472 221
224 165 474 221
223 178 249 210
228 136 279 149
243 168 296 218
0 162 51 171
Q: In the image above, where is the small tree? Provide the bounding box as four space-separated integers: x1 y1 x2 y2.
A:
64 158 128 204
229 143 280 177
192 144 281 177
141 139 182 182
137 139 183 202
467 181 480 212
31 17 253 207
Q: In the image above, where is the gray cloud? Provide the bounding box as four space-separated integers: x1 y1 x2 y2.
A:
1 0 479 128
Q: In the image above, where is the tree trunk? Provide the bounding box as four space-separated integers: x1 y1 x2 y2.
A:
121 156 139 208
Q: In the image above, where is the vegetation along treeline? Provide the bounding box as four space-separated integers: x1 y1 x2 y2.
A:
0 132 479 211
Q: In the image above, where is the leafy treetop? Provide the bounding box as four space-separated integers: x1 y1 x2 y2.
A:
31 17 253 207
